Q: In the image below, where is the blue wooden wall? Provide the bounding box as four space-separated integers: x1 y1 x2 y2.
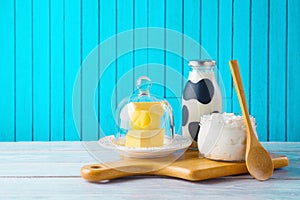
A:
0 0 299 142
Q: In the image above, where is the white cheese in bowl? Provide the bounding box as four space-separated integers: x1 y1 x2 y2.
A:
197 113 257 161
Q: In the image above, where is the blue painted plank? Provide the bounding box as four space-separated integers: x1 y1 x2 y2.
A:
50 0 64 141
218 0 233 113
32 0 50 141
250 0 268 141
201 0 218 61
201 0 225 113
269 0 287 141
133 0 148 81
148 0 165 98
3 0 299 142
0 0 15 141
180 0 201 133
82 0 99 141
287 0 300 141
232 0 250 114
183 0 200 79
165 0 183 98
65 0 81 141
99 0 117 137
116 0 134 103
15 0 33 141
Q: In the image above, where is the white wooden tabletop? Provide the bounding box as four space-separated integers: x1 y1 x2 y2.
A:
0 142 299 199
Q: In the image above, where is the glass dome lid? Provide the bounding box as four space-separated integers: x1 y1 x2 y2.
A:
116 76 174 148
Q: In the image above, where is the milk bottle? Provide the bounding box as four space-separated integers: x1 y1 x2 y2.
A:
182 60 222 147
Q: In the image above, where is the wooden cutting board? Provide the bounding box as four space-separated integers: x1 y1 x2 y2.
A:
81 150 288 182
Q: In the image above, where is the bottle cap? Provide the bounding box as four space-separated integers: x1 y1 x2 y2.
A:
188 59 216 67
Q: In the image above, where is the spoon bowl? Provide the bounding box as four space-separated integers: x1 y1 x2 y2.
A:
246 144 274 180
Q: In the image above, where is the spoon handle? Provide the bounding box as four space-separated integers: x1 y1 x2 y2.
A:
229 60 255 141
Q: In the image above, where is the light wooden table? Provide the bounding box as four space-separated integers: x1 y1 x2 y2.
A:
0 142 299 199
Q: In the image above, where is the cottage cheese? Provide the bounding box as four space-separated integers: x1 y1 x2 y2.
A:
197 113 257 161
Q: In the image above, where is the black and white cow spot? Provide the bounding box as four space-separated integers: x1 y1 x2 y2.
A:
182 105 188 126
188 122 200 142
183 79 214 104
211 111 220 114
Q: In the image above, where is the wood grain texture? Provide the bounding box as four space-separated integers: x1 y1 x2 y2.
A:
0 177 300 199
0 142 298 199
148 0 165 98
165 0 183 98
134 0 148 80
218 0 233 113
232 0 251 115
15 0 33 141
32 0 50 141
229 60 254 138
287 0 300 141
201 0 218 63
269 0 287 141
81 150 287 182
50 0 65 141
82 0 99 141
99 0 117 137
0 0 15 141
230 60 274 180
250 0 268 142
64 0 81 141
183 0 200 80
116 0 134 103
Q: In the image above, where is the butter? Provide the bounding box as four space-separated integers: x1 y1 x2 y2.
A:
125 129 165 148
128 102 164 130
130 110 151 129
125 102 165 147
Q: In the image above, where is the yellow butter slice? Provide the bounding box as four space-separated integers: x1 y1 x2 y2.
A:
125 129 165 148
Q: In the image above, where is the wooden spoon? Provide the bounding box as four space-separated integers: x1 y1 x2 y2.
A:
229 60 274 181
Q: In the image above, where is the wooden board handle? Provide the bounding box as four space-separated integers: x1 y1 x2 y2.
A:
81 164 136 182
80 159 168 182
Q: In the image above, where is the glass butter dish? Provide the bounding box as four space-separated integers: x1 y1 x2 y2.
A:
99 76 192 158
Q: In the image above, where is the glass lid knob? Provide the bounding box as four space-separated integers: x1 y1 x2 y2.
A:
136 76 152 95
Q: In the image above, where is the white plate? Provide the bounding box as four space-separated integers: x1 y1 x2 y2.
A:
98 134 192 158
